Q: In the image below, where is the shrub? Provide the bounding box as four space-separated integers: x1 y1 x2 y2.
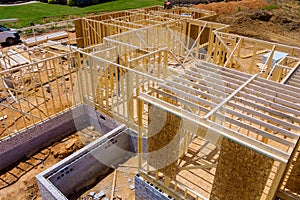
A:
67 0 75 6
48 0 57 4
262 4 278 10
237 6 241 12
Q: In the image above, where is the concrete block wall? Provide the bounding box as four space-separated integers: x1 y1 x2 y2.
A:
84 105 120 133
36 125 133 199
135 174 174 200
36 178 68 200
0 104 120 171
0 105 87 171
128 129 148 154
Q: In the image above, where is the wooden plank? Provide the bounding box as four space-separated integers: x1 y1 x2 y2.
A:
162 78 299 140
139 93 290 162
241 49 269 59
152 87 294 147
204 74 257 119
0 18 18 23
74 19 84 48
24 31 68 47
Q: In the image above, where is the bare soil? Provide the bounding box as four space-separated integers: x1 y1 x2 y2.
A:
0 135 83 200
193 0 270 15
0 126 102 200
194 0 300 46
78 158 138 200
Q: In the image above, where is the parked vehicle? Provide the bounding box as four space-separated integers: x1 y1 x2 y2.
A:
0 25 20 45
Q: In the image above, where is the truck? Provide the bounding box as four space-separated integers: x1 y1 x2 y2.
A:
0 25 20 45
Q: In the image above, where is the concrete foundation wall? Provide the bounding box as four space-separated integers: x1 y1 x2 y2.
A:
135 174 174 200
84 105 119 133
128 129 148 154
0 104 119 171
37 125 134 199
0 105 87 171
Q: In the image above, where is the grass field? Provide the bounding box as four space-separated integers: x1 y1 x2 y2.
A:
0 0 164 28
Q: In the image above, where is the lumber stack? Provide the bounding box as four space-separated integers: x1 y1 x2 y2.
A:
0 50 30 70
23 31 68 47
43 40 77 52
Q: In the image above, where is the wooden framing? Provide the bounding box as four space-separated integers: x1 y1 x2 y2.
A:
0 51 79 139
75 6 219 48
76 39 300 198
2 5 300 200
210 31 300 81
74 16 300 195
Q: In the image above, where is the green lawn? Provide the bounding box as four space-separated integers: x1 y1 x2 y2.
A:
0 0 164 28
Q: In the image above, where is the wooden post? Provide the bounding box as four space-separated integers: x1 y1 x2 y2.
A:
250 42 257 74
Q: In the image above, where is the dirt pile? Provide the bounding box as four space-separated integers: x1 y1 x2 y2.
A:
217 8 300 46
265 0 300 9
193 0 269 14
193 0 300 46
51 137 84 159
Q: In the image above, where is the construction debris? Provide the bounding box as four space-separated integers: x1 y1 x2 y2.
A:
0 49 30 69
110 170 117 200
88 192 96 197
129 185 135 190
0 115 7 121
45 85 50 93
65 138 78 149
94 190 105 200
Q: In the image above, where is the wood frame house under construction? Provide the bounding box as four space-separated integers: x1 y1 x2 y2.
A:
1 5 300 200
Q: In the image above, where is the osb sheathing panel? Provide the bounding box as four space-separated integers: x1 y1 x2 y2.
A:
210 138 274 200
148 104 181 178
74 19 84 48
189 24 210 47
285 152 300 194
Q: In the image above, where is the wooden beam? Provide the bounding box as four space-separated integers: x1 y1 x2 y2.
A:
151 87 295 147
179 164 217 171
179 71 300 124
139 93 290 163
185 67 300 118
193 64 300 110
182 22 207 64
204 74 257 119
164 77 299 139
241 49 269 59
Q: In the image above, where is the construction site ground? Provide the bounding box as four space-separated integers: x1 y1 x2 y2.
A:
1 0 300 199
194 0 300 46
78 158 138 200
